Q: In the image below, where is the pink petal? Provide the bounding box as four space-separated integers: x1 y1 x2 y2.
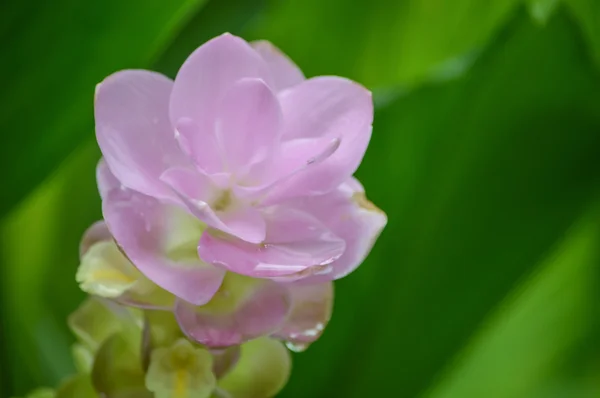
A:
251 40 305 92
260 77 373 203
198 207 345 280
175 118 223 174
175 273 291 348
161 167 267 244
235 136 341 205
293 177 387 282
272 282 334 351
280 77 372 141
79 220 112 257
96 158 121 200
102 187 225 305
170 33 273 135
95 70 187 200
215 78 282 176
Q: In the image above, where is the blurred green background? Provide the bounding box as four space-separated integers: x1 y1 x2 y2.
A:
2 0 600 397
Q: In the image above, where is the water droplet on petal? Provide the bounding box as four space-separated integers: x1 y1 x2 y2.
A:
285 341 308 353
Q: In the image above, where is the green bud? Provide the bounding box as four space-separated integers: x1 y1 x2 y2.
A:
71 343 94 374
146 339 216 398
55 375 96 398
217 338 291 398
92 333 148 396
145 310 184 349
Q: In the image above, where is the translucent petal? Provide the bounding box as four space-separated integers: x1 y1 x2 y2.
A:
272 282 334 351
175 273 290 348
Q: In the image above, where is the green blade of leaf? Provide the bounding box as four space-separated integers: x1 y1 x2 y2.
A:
565 0 600 70
426 209 600 398
527 0 561 24
245 0 521 87
0 0 208 219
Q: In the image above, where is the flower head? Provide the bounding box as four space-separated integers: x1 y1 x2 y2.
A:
85 33 386 350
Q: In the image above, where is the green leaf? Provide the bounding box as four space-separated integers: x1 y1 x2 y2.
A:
246 0 521 87
565 0 600 69
0 0 208 219
277 7 600 398
426 211 600 398
155 0 268 78
527 0 561 24
14 388 56 398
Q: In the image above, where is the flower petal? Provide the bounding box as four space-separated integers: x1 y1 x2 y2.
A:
234 136 341 205
96 158 121 200
280 76 372 141
78 223 176 310
79 220 112 257
198 207 345 280
161 167 267 244
102 187 225 305
293 177 387 281
251 40 305 92
175 117 223 174
67 298 124 351
272 282 334 351
262 77 373 202
215 78 282 176
170 33 273 135
76 240 140 298
175 273 290 348
217 338 291 398
95 70 186 200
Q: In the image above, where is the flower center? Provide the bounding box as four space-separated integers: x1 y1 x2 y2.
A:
213 189 233 212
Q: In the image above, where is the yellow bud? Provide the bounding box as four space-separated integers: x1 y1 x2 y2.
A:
76 240 139 298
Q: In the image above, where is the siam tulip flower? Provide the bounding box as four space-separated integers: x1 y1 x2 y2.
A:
82 32 387 352
20 32 387 398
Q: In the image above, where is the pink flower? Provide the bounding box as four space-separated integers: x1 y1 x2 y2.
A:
91 33 386 348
